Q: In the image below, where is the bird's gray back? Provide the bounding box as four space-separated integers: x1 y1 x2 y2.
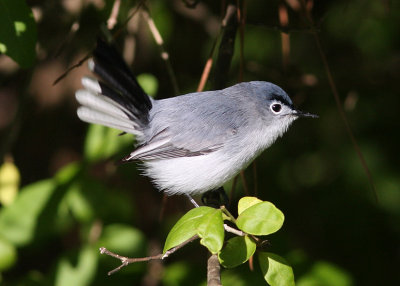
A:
146 82 272 152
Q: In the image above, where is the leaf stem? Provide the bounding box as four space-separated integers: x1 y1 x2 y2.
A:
220 205 236 223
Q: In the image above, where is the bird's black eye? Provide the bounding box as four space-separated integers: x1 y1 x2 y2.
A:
271 103 282 114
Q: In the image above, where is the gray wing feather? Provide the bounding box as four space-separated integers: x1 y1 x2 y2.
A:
124 85 256 161
123 127 223 161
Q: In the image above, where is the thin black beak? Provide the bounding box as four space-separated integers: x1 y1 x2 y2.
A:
293 109 319 118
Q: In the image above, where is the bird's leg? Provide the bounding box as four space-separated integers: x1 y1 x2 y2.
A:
201 187 229 208
186 194 200 208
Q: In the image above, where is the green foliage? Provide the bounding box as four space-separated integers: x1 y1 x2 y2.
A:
236 200 284 236
0 179 56 246
0 0 37 68
297 261 353 286
164 206 224 254
0 236 16 271
237 196 262 215
164 197 293 285
258 252 295 286
98 224 147 257
196 208 224 254
1 0 398 285
218 235 256 268
84 124 132 162
55 245 98 286
137 73 159 97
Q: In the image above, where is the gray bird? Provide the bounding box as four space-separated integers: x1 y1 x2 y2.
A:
75 39 317 200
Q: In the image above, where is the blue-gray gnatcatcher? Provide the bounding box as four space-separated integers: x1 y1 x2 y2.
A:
75 39 317 198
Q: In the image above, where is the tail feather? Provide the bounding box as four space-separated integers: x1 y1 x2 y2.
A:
91 38 152 126
76 88 139 129
77 106 141 135
75 38 152 136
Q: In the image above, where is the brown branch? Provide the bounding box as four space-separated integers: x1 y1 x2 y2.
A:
298 0 378 202
197 3 238 92
207 254 222 286
107 0 121 30
100 235 199 275
197 58 213 92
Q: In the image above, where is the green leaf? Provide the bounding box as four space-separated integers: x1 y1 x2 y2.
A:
164 206 224 253
0 160 20 206
196 208 224 254
218 235 256 268
297 261 353 286
84 124 132 162
236 201 284 235
0 236 17 271
137 73 158 97
64 184 94 223
0 0 37 68
0 179 55 246
99 224 147 257
55 245 98 286
237 196 263 215
55 162 81 184
258 252 295 286
163 207 204 253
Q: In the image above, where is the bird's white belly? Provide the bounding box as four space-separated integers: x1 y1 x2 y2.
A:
143 149 250 195
142 122 293 195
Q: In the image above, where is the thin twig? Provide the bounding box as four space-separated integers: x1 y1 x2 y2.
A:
197 1 238 92
53 1 145 86
141 6 180 95
53 54 91 85
197 58 213 92
298 0 378 202
224 224 245 236
236 0 246 82
212 4 237 90
278 2 290 69
107 0 121 30
100 234 199 275
53 21 80 59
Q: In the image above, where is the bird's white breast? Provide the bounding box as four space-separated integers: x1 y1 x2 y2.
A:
143 116 295 195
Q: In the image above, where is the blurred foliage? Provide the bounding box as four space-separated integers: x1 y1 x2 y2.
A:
0 0 399 285
0 0 37 68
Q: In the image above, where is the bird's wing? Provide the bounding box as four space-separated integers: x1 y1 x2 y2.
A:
122 86 254 162
122 128 223 161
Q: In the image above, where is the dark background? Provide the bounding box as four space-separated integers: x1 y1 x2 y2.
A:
0 0 399 285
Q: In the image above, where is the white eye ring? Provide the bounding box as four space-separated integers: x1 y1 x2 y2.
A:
270 103 282 114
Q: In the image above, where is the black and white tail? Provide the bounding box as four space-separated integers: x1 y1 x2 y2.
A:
75 38 152 137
